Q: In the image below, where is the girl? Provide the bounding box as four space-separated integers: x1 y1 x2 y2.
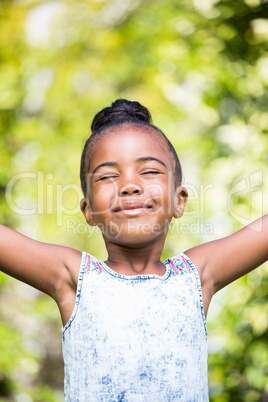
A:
0 99 267 401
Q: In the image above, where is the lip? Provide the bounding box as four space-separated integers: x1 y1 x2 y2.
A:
112 202 152 215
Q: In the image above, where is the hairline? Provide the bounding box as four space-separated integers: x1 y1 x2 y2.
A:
81 120 181 197
87 121 165 170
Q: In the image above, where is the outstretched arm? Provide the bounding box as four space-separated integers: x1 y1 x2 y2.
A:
0 224 81 301
185 215 268 312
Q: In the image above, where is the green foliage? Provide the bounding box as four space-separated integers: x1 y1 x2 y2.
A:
0 0 267 400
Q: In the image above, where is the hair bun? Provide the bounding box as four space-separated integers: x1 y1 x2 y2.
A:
91 99 152 133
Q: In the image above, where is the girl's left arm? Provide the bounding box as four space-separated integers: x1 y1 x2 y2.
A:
185 214 268 295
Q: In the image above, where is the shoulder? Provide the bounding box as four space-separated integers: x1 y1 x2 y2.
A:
182 246 214 317
166 253 194 276
53 247 83 326
48 246 82 301
62 247 83 286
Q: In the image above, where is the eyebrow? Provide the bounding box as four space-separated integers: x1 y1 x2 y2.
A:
137 156 167 168
92 162 118 175
92 157 167 175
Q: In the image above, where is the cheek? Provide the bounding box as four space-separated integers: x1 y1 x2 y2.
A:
145 185 174 217
90 184 118 212
146 180 172 203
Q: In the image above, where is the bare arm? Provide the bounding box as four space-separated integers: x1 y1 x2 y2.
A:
185 215 268 313
0 224 82 301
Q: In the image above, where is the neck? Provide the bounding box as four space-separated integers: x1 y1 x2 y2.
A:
104 236 166 276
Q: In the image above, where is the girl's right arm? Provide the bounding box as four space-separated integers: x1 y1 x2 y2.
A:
0 224 82 303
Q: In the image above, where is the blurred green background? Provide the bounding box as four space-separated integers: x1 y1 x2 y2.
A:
0 0 267 400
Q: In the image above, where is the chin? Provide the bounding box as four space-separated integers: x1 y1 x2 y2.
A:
101 219 169 245
105 230 167 248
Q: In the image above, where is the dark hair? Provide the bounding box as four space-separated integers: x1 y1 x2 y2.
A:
80 99 182 196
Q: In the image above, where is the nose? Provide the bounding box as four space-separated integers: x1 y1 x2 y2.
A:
118 180 143 197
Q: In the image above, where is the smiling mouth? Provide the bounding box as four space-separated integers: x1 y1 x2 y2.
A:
112 202 152 214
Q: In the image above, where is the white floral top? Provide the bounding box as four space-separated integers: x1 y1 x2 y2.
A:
62 252 208 401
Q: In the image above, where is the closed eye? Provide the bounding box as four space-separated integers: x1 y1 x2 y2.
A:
142 170 161 175
97 174 118 181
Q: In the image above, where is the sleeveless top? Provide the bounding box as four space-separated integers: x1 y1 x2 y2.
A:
62 252 208 401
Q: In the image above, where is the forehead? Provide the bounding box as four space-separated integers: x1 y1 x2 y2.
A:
89 124 172 169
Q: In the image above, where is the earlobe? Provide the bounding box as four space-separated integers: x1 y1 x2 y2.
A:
173 187 188 219
80 197 96 226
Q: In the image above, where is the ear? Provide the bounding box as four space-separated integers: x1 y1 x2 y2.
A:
173 186 188 219
80 197 96 226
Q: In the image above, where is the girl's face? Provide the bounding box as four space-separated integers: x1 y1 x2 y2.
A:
82 124 187 246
